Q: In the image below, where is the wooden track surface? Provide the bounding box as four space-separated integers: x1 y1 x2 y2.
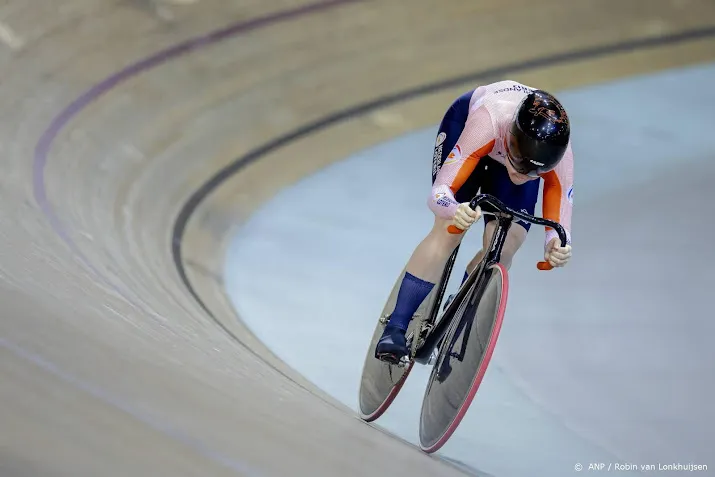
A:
1 0 714 475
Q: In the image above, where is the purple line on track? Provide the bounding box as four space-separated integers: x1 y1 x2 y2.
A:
29 0 358 473
32 0 358 312
0 337 265 476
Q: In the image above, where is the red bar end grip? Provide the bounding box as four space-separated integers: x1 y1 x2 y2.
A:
537 261 553 271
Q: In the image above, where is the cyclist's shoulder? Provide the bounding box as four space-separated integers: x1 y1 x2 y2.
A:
476 80 535 98
469 80 534 123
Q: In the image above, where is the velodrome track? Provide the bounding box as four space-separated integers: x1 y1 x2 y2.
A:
224 62 715 476
1 1 715 476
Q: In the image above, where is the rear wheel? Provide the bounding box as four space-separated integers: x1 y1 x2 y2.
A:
418 262 509 453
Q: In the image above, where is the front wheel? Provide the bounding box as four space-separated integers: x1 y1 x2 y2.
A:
418 262 509 453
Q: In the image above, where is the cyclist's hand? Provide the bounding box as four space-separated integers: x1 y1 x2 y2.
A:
545 237 572 268
452 203 481 231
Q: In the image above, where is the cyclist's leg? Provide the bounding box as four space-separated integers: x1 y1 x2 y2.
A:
376 90 480 357
464 157 540 273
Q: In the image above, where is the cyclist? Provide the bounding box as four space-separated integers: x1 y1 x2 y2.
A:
376 80 574 362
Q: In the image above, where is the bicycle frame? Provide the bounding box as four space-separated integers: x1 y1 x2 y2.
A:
413 193 567 363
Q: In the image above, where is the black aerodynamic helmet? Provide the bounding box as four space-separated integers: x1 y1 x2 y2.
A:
506 89 570 177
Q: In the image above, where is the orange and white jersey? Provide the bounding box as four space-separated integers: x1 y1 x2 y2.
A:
429 80 574 248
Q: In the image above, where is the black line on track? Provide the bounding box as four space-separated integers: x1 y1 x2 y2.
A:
170 24 715 415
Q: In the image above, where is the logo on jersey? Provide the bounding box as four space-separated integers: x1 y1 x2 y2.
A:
444 145 462 165
494 84 533 95
432 133 448 178
567 185 574 204
434 191 455 208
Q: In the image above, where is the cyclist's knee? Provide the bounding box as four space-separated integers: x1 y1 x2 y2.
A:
428 216 463 247
478 220 527 269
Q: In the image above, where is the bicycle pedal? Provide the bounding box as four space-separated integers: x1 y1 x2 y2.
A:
376 352 409 367
376 352 400 364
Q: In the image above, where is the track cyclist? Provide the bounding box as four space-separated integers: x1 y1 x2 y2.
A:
375 80 574 363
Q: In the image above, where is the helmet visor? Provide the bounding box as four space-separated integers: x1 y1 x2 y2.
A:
506 127 541 178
